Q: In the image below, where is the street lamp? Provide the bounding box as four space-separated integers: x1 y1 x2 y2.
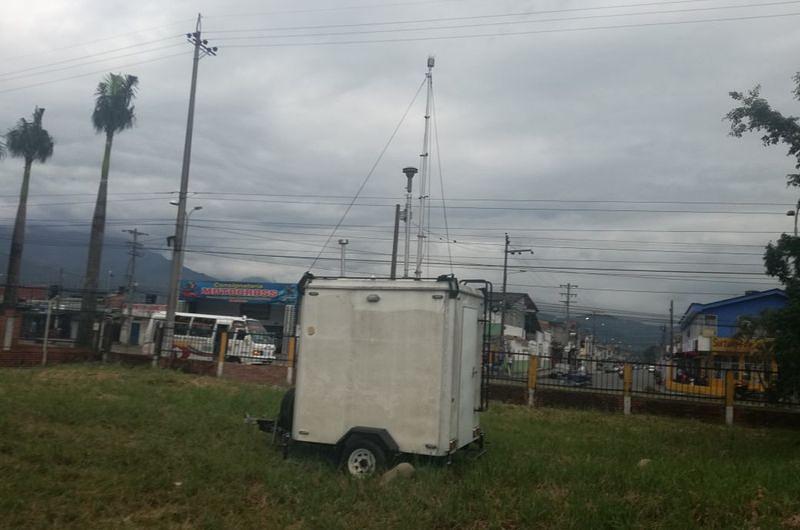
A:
338 238 349 277
786 198 800 236
169 200 202 301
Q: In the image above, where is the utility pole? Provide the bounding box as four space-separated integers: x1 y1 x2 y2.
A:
560 283 578 320
414 56 435 279
161 14 217 364
122 228 148 306
660 324 666 359
500 233 532 351
669 299 674 357
560 283 578 356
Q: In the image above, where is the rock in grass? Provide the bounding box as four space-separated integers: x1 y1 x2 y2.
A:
380 463 416 486
637 459 651 468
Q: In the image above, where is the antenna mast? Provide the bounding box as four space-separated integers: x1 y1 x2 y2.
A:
414 56 434 279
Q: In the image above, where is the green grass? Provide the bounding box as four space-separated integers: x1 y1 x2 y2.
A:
1 365 800 529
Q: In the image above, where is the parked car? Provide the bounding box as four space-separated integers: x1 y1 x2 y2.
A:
565 371 592 387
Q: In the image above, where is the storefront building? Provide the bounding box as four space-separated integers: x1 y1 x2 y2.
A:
179 280 297 352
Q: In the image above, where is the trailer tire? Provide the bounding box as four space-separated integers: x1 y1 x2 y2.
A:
341 436 386 478
277 388 295 432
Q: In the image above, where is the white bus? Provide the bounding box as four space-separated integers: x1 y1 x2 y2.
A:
143 312 277 364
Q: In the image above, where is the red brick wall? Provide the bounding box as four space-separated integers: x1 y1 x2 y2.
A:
220 363 288 386
488 382 800 429
0 349 98 367
632 396 723 423
536 387 622 412
735 404 800 429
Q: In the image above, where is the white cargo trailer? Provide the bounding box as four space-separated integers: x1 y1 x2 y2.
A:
257 274 490 477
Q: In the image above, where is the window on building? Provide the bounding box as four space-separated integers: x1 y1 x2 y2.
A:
704 314 717 328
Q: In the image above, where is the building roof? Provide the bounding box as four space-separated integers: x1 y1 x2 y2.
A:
487 292 538 312
679 288 787 329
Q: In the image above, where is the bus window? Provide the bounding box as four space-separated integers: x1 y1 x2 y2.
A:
230 321 246 340
246 319 267 335
175 316 191 336
190 317 215 338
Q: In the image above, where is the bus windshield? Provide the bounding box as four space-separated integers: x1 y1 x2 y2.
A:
246 319 267 335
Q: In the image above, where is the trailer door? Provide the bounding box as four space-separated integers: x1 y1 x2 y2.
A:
457 306 479 446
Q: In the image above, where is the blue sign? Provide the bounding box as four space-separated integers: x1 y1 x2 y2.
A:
179 280 297 304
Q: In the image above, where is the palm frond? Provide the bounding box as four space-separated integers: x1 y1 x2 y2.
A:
91 72 139 135
5 107 54 164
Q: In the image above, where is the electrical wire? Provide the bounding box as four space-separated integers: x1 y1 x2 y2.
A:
0 36 185 81
308 76 427 269
210 1 800 42
205 0 770 33
222 12 800 48
0 51 189 95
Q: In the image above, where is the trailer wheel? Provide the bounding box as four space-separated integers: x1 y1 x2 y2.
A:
342 437 386 478
277 388 295 432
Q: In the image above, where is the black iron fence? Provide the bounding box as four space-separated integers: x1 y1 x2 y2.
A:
487 352 798 408
166 331 287 365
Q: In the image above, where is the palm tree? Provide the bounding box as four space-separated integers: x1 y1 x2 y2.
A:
78 73 138 344
3 108 54 309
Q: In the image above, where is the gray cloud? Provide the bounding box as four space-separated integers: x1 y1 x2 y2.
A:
1 0 797 321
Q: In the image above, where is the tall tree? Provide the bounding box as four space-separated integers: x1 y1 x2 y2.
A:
79 73 138 344
3 108 54 308
726 73 800 399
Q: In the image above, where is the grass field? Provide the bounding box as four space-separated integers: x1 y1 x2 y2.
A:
1 365 800 529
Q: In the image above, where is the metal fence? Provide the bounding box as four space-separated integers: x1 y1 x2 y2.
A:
166 330 288 365
487 352 798 408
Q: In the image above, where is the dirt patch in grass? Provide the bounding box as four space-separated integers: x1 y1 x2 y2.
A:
33 368 121 382
783 514 800 528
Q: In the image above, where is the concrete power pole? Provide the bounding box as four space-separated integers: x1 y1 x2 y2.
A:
669 299 674 357
160 14 217 365
560 283 578 320
122 228 148 305
500 233 532 352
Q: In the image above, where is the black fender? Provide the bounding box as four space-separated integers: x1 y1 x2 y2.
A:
337 427 399 453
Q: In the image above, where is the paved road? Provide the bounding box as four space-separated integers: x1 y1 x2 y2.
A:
537 367 664 393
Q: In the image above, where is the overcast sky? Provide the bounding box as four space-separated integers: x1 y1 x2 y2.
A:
1 0 799 329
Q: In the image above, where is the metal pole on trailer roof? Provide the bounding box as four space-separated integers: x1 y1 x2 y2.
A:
402 167 417 278
414 56 435 280
338 239 349 277
390 204 400 280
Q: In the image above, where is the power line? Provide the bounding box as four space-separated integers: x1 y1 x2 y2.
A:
210 1 800 42
205 0 774 33
309 75 427 269
4 20 193 63
1 194 791 215
0 51 188 95
1 189 794 208
206 0 464 19
222 11 800 48
0 36 184 81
